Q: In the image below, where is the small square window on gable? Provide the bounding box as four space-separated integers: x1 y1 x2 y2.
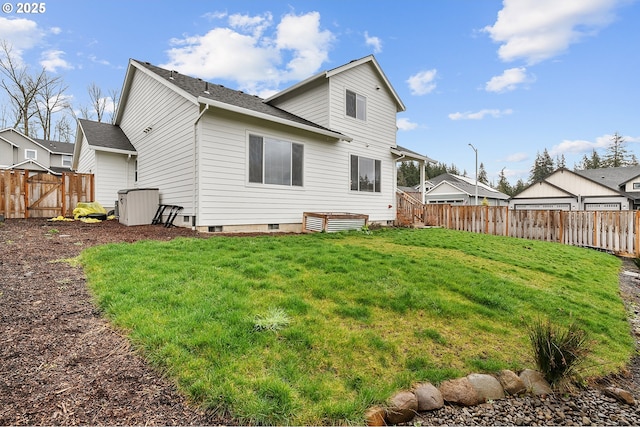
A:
346 89 366 121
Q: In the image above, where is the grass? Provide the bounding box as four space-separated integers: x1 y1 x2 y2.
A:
80 228 635 425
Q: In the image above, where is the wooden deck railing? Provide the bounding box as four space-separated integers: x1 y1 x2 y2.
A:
395 192 640 257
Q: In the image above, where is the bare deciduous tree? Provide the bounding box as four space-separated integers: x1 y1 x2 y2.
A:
0 40 47 137
87 82 107 122
53 114 73 143
35 73 68 140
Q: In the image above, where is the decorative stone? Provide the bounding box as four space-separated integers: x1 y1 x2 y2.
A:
414 382 444 411
364 406 387 426
519 369 553 396
439 377 481 407
498 369 527 395
467 373 505 402
604 387 636 405
386 391 418 425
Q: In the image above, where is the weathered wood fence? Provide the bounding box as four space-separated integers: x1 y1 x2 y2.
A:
397 191 640 257
0 170 94 219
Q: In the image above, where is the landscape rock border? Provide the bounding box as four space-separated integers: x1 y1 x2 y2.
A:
366 369 636 426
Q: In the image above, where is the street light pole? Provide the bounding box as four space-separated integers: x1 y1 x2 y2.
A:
468 143 478 205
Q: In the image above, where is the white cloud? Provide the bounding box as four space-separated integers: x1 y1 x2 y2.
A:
397 117 418 131
364 31 382 53
485 67 534 93
548 133 631 157
162 11 333 94
275 12 334 81
448 108 513 120
503 152 529 162
0 17 44 53
483 0 624 64
40 50 74 72
49 27 62 35
406 69 437 95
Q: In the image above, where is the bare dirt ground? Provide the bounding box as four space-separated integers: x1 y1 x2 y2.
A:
1 218 639 425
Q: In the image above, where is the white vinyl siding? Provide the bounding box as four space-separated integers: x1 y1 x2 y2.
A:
196 109 397 227
118 67 197 213
94 152 134 210
265 79 330 128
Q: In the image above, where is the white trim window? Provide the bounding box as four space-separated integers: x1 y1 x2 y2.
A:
249 134 303 187
346 89 366 121
350 154 381 192
25 149 37 160
62 155 72 167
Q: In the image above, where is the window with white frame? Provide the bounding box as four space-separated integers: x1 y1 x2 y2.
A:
62 155 72 167
633 183 640 190
249 134 303 186
350 155 381 192
25 149 37 160
346 89 366 121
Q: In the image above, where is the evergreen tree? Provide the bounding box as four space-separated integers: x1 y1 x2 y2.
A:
512 179 527 196
477 162 489 185
602 132 631 167
555 154 566 169
529 149 554 183
497 168 512 196
575 149 602 170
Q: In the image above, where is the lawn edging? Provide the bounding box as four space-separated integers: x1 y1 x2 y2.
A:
366 368 637 425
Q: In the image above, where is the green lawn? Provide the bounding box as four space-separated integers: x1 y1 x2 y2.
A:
80 228 635 425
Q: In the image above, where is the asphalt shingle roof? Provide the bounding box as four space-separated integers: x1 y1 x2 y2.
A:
575 165 640 190
33 138 75 154
134 60 345 137
429 173 510 200
78 119 136 152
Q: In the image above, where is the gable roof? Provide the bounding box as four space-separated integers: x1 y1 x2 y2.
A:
3 158 61 175
265 55 405 113
76 119 136 153
118 60 349 142
0 127 73 154
425 173 509 200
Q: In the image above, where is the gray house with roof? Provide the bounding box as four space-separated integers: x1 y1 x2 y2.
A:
73 56 430 231
510 166 640 211
1 127 74 174
420 173 510 206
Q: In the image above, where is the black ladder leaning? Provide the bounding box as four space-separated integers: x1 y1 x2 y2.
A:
152 204 183 227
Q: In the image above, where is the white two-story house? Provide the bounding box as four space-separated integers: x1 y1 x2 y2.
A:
73 55 430 231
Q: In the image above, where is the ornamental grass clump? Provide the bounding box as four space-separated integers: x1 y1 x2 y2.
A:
253 308 290 332
528 317 591 386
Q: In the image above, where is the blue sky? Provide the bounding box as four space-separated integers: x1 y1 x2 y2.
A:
1 0 638 184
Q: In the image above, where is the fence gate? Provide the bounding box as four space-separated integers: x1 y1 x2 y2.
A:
27 172 62 218
0 170 94 219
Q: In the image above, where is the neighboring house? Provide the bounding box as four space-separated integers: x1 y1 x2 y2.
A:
73 55 431 231
510 166 640 211
0 128 74 175
420 173 510 206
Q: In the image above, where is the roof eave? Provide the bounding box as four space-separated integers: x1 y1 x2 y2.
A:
197 96 352 142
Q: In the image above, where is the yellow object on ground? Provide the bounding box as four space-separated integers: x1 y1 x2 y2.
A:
80 217 102 223
48 216 74 222
73 202 107 219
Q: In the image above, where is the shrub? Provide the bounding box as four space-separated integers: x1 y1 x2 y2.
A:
528 318 590 386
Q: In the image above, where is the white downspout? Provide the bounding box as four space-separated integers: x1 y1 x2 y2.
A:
192 104 209 230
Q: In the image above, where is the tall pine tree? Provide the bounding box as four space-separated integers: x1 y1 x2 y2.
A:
529 149 554 183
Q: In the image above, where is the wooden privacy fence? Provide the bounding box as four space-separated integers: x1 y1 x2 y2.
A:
0 170 94 219
396 192 640 257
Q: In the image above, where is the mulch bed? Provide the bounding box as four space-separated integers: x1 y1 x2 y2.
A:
1 218 639 425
